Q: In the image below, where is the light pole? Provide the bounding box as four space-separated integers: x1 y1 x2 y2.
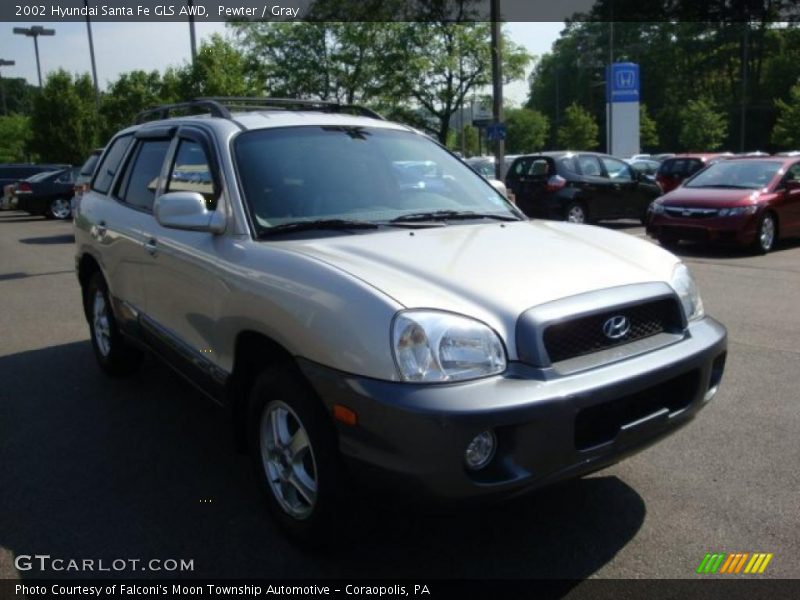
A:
0 59 15 115
84 0 100 110
13 26 56 88
187 0 198 64
490 0 504 180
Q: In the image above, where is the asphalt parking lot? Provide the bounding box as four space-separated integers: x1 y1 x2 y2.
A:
1 210 798 583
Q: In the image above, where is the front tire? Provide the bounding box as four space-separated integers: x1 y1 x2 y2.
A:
752 212 777 255
247 365 346 545
47 197 73 220
85 272 143 376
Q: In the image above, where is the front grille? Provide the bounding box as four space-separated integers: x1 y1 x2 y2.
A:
664 207 719 219
542 298 682 364
574 369 699 450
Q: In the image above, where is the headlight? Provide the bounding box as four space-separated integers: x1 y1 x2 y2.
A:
670 263 704 322
650 201 665 214
718 205 758 217
392 310 506 382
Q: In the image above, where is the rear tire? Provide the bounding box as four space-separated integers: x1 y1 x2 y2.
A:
752 212 777 255
247 364 346 546
565 201 589 224
85 272 143 376
47 197 72 220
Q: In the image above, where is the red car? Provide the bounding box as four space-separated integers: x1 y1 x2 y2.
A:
647 157 800 254
655 154 729 194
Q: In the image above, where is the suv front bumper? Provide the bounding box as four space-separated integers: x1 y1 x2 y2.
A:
299 317 727 502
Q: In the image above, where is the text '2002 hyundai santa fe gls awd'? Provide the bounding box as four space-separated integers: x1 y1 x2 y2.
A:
73 98 727 543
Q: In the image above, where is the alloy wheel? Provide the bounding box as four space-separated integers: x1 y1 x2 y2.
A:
92 290 112 357
759 215 775 252
260 400 318 520
50 198 72 220
567 205 586 224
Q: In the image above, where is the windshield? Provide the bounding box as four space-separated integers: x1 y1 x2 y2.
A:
685 160 782 190
234 126 518 235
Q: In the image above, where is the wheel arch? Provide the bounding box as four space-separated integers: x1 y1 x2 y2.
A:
228 330 311 452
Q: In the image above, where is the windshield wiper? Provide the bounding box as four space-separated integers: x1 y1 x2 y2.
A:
389 210 520 223
260 219 379 237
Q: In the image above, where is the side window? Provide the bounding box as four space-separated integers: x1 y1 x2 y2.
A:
577 155 603 177
92 135 133 194
528 159 550 177
509 159 531 180
56 169 75 184
782 163 800 185
118 140 171 212
558 156 578 174
167 139 217 210
601 157 633 181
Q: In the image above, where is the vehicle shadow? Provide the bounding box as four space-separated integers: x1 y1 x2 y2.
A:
598 220 644 231
667 237 800 259
0 215 44 224
19 234 75 245
0 341 645 583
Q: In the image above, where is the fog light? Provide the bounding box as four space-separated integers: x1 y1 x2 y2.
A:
704 384 719 402
464 430 496 470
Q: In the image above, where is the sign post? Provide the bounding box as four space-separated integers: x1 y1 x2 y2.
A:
606 62 640 157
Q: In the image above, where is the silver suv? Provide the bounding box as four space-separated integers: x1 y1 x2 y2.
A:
74 98 727 542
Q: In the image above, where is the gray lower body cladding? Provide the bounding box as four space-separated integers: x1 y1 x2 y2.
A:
297 317 727 502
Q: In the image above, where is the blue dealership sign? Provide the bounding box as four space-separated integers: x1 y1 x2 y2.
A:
607 62 640 103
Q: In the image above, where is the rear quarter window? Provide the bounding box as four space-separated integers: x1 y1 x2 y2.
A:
92 135 134 194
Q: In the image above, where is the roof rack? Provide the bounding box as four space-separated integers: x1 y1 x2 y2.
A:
135 99 231 124
134 97 384 125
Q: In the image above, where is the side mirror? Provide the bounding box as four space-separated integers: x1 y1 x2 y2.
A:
489 178 509 198
154 191 225 234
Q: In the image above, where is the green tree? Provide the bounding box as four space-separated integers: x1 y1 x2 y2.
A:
389 22 530 143
679 98 727 151
504 108 549 154
178 34 261 98
99 70 168 142
640 104 659 151
556 103 598 150
771 82 800 149
0 114 32 162
29 70 98 164
230 22 391 104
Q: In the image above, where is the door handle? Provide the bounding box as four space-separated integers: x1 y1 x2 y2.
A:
144 238 158 256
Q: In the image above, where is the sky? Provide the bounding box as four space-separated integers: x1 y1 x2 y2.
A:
0 21 564 106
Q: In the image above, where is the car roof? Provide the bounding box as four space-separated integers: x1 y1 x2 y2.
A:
126 109 412 138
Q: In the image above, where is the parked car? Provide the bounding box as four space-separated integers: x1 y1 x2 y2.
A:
0 163 70 210
651 153 676 162
506 151 662 224
72 148 104 213
13 167 79 219
655 154 729 194
463 156 495 179
647 157 800 254
75 98 726 543
628 158 661 182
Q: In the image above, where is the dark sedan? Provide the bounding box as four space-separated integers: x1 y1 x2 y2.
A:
14 167 79 220
647 157 800 254
506 151 662 224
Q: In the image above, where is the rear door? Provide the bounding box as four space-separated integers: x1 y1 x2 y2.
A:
505 157 533 204
600 156 640 218
575 154 614 219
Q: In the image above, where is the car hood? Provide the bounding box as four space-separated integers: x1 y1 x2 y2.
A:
283 221 679 350
661 187 763 206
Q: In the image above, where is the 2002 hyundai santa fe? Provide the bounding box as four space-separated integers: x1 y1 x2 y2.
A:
74 98 727 542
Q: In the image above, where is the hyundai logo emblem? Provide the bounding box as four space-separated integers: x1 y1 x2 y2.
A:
603 315 631 340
